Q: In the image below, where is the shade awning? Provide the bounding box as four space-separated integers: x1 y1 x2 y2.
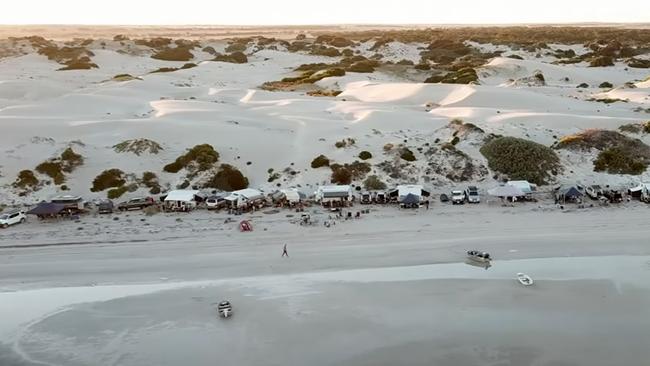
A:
401 193 420 204
27 203 66 215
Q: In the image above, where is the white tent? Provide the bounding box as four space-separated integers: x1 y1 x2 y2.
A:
506 180 535 194
164 190 199 211
315 185 353 201
280 188 302 204
164 190 199 202
488 185 524 197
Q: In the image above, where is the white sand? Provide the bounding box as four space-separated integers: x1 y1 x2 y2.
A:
1 203 650 365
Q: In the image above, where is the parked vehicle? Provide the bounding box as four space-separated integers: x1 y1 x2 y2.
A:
439 193 449 203
603 189 623 203
451 190 465 205
467 250 491 263
360 191 373 204
0 210 26 228
464 186 480 203
586 185 603 200
205 196 227 210
375 191 387 204
118 197 155 211
217 300 233 318
97 200 114 214
517 273 534 286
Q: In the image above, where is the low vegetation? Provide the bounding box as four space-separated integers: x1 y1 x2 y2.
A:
400 147 416 162
13 170 38 189
113 138 163 155
358 151 373 160
163 144 219 173
310 155 330 168
555 129 650 174
151 47 194 61
334 138 356 148
424 67 478 84
213 52 248 64
107 186 129 199
141 171 161 194
203 164 249 191
34 147 84 185
593 147 647 174
90 169 126 192
480 136 561 185
363 175 387 190
330 161 372 184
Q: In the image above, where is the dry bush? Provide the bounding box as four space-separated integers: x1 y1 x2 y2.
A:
113 139 163 155
151 47 194 61
163 144 219 173
213 51 248 64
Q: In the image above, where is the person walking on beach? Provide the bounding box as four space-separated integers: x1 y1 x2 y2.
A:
282 244 289 258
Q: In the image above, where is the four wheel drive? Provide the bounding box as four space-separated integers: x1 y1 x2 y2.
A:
586 185 603 200
451 190 465 205
0 210 26 228
465 186 480 203
205 196 227 210
97 200 114 214
117 197 155 211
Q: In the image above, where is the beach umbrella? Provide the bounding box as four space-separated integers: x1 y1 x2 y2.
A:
488 185 524 197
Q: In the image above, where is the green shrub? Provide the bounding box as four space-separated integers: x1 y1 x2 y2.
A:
151 67 179 73
594 147 647 174
203 164 249 191
164 144 219 173
141 171 161 194
151 47 194 61
14 170 38 188
363 175 387 190
36 161 65 184
311 155 330 168
577 83 589 88
180 63 197 69
225 42 247 53
90 169 126 192
107 186 129 199
359 151 373 160
480 136 561 185
400 147 416 162
60 147 83 172
451 136 460 145
599 81 613 88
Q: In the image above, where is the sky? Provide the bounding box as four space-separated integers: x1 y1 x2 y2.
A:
1 0 649 25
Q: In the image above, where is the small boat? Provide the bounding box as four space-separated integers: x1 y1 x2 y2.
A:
516 273 533 286
218 300 233 318
467 250 491 263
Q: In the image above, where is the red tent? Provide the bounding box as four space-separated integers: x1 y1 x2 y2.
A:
239 220 252 232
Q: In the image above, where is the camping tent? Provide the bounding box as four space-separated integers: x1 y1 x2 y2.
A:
401 193 420 208
164 190 199 211
27 202 66 216
488 185 524 198
556 186 584 203
506 180 535 194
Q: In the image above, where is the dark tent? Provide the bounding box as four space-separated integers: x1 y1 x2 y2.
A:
556 186 583 203
402 193 420 205
27 203 66 216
